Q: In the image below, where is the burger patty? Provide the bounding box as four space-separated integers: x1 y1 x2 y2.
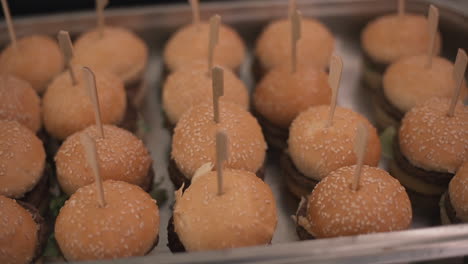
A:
295 199 315 240
141 166 156 193
373 83 404 122
167 216 186 253
393 137 453 186
21 164 52 215
120 98 139 134
280 153 319 195
252 107 288 150
17 200 49 262
252 56 265 83
168 158 266 190
363 53 387 75
445 193 462 224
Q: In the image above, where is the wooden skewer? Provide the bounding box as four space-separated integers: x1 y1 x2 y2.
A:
188 0 200 28
57 30 78 85
212 66 224 123
448 49 468 117
290 9 301 74
288 0 297 19
398 0 405 17
80 133 106 207
208 14 221 75
96 0 109 38
82 67 105 138
425 5 439 69
325 55 343 128
1 0 16 48
351 122 368 191
216 130 228 196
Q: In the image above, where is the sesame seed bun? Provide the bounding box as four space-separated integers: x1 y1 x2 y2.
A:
55 125 152 195
253 65 331 129
164 23 246 72
0 35 64 93
172 102 267 179
361 14 441 65
173 170 277 251
73 27 148 85
163 63 249 125
0 74 41 132
399 97 468 174
0 121 45 198
42 67 126 140
0 195 39 264
448 162 468 222
384 55 468 113
288 106 381 181
297 165 412 238
55 180 159 261
255 18 334 72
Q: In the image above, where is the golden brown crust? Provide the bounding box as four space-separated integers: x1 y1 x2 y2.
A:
163 23 246 72
172 102 267 179
0 35 64 93
302 165 412 238
384 55 468 113
173 170 277 251
361 14 441 65
55 180 160 261
0 195 38 264
449 162 468 222
73 26 148 85
255 18 334 71
55 125 152 195
253 65 331 129
42 67 126 140
163 63 249 125
399 97 468 173
288 106 381 181
0 74 41 132
0 121 45 199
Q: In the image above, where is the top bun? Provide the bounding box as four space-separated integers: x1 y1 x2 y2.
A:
361 14 441 65
255 18 334 71
0 35 64 93
163 62 249 125
297 165 412 238
288 106 381 181
449 162 468 222
0 74 41 132
0 120 45 198
164 22 246 72
0 195 38 264
172 102 267 179
399 97 468 173
384 55 468 113
55 125 152 195
73 26 148 85
253 65 331 128
173 170 277 251
42 67 126 140
55 180 160 261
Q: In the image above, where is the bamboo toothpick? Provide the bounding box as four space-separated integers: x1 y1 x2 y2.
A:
82 67 105 138
426 5 439 69
212 66 224 123
398 0 405 17
188 0 200 28
80 133 106 207
216 130 228 196
58 31 78 85
288 0 297 18
96 0 109 38
448 49 468 117
325 55 343 128
208 14 221 75
290 10 301 74
1 0 16 48
351 122 368 191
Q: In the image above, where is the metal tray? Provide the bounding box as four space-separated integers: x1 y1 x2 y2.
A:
3 0 468 263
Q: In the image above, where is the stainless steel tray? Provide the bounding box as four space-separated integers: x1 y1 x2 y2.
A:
3 0 468 263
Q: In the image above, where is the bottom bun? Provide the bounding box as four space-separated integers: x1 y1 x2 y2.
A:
371 89 402 131
280 152 318 199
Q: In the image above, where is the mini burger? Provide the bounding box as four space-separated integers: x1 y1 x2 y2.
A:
55 124 153 195
441 162 468 225
253 65 331 149
55 180 160 261
295 165 412 239
283 106 381 198
0 195 48 264
167 169 277 252
170 102 267 189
